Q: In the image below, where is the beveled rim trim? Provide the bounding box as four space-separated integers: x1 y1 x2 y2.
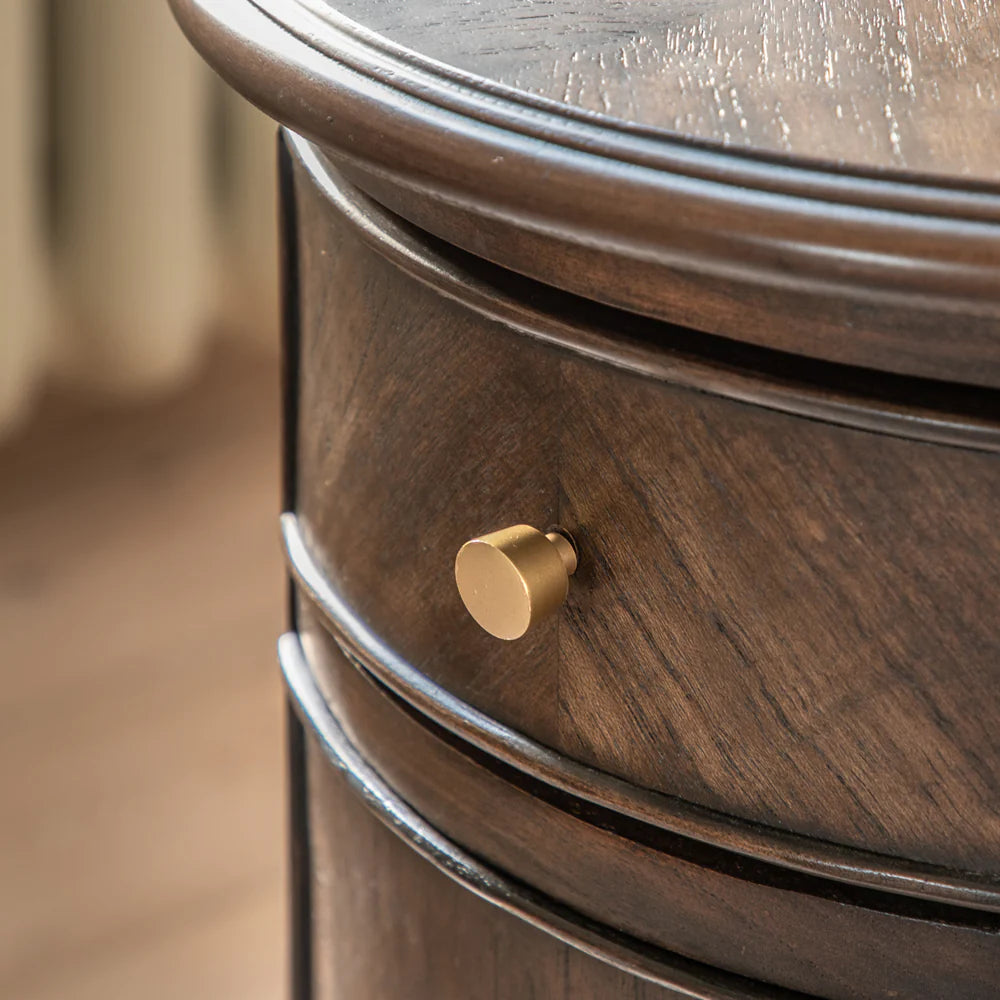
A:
283 512 1000 912
273 0 1000 208
280 630 810 1000
290 132 1000 453
170 0 1000 388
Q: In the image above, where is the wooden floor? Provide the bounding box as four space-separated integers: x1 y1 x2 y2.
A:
0 346 286 999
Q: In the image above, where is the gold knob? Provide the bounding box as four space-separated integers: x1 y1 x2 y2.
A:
455 525 577 640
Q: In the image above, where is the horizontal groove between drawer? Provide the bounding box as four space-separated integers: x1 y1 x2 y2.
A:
282 510 1000 914
289 623 1000 1000
289 133 1000 453
281 629 814 1000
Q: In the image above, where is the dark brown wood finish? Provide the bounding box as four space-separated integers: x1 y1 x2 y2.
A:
287 145 1000 879
169 3 1000 998
286 625 1000 1000
320 0 1000 184
285 508 1000 913
304 733 734 1000
288 632 801 1000
171 0 1000 388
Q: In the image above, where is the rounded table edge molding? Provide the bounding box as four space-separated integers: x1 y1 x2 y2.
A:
170 0 1000 388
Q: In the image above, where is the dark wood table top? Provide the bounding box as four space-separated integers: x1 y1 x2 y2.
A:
172 0 1000 386
324 0 1000 185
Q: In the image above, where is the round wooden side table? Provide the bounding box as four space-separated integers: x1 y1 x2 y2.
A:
172 3 1000 997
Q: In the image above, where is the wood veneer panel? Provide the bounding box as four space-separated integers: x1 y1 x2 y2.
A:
291 147 1000 875
557 359 1000 867
292 620 1000 1000
306 735 734 1000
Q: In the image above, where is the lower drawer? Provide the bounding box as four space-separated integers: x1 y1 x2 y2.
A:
302 720 691 1000
284 628 1000 1000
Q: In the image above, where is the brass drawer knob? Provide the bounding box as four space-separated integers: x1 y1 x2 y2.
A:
455 525 577 640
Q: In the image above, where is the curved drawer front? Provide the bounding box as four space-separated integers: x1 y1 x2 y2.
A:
304 751 695 1000
294 650 765 1000
288 136 1000 882
288 630 792 1000
283 626 1000 1000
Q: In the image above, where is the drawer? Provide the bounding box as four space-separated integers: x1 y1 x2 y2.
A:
294 664 721 1000
282 626 1000 1000
288 139 1000 884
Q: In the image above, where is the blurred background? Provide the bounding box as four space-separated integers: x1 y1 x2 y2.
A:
1 2 286 997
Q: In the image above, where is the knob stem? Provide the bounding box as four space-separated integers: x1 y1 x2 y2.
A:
545 531 578 576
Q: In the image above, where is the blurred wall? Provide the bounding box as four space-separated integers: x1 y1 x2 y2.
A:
0 0 279 439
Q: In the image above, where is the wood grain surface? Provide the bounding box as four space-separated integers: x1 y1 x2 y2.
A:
171 0 1000 390
290 620 1000 1000
162 2 1000 989
305 732 733 1000
289 146 1000 879
322 0 1000 182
